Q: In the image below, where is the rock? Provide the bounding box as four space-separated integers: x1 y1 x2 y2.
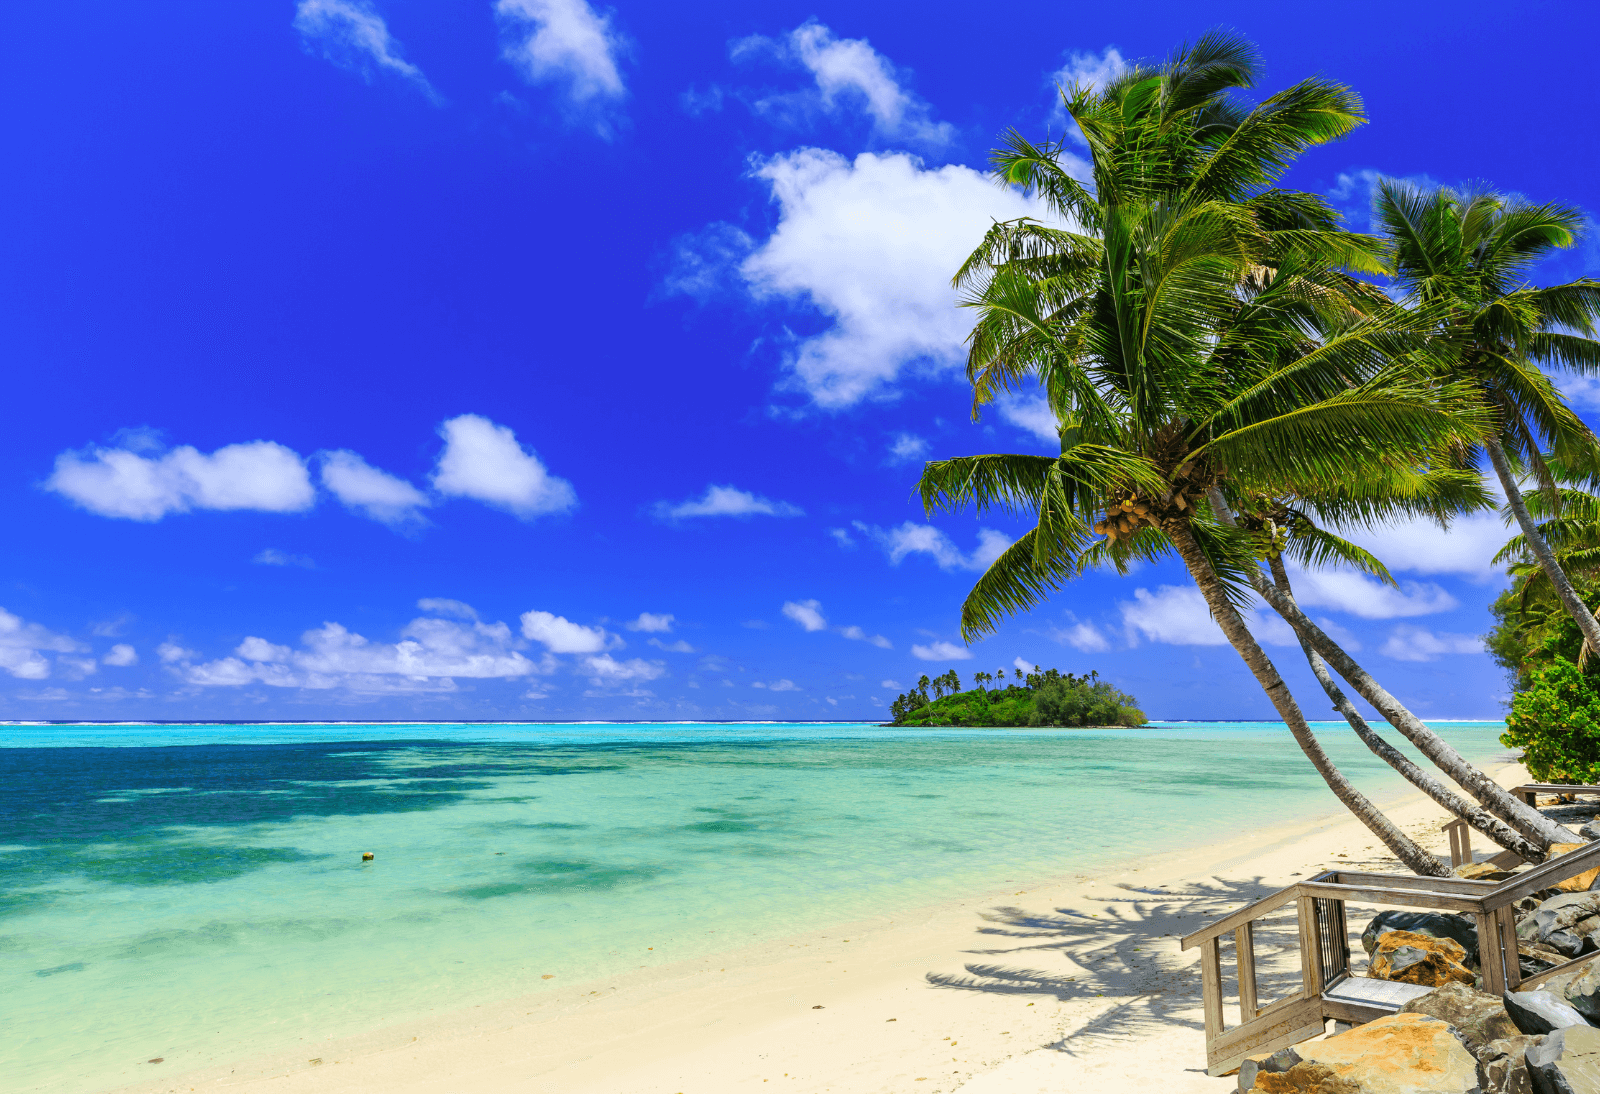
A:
1526 1023 1600 1094
1366 911 1482 967
1479 1035 1548 1094
1247 1013 1482 1093
1505 991 1591 1036
1539 955 1600 1025
1520 895 1600 959
1372 930 1477 988
1240 1047 1303 1092
1402 982 1521 1052
1458 861 1519 882
1547 845 1600 895
1579 819 1600 842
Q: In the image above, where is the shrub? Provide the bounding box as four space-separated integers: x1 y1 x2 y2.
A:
1502 658 1600 783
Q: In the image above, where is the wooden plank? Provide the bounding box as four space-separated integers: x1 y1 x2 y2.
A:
1477 912 1504 995
1323 871 1496 894
1500 908 1522 991
1489 849 1526 870
1181 885 1300 950
1320 997 1395 1024
1296 881 1483 912
1298 897 1324 996
1207 995 1323 1077
1236 922 1258 1021
1200 937 1224 1039
1512 784 1600 796
1518 951 1600 992
1487 840 1600 908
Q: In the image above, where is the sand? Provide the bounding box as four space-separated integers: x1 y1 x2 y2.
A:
115 759 1546 1094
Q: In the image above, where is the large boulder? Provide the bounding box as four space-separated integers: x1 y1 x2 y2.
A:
1372 930 1477 988
1244 1013 1481 1093
1367 911 1481 967
1519 894 1600 959
1526 1023 1600 1094
1479 1035 1548 1094
1505 991 1591 1036
1402 983 1521 1052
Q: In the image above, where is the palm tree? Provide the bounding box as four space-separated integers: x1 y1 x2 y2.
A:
1376 181 1600 649
918 34 1506 874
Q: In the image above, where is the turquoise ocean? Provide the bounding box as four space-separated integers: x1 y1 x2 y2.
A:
1 719 1512 1093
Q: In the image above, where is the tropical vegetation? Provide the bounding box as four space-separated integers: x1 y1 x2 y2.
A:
889 666 1146 727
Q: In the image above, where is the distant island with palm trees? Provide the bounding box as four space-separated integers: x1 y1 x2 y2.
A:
888 666 1147 727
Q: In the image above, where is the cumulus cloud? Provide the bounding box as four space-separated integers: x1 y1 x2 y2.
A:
626 612 674 632
828 527 855 548
1336 511 1510 581
881 679 901 689
432 414 576 520
254 548 315 568
158 641 197 664
1046 46 1128 137
854 520 1010 572
647 638 695 653
1119 585 1296 648
653 484 803 521
838 625 892 649
1048 619 1109 652
319 449 430 526
752 678 800 691
734 149 1057 407
102 643 138 667
995 393 1060 445
417 598 478 620
782 599 828 632
520 610 611 653
293 0 437 99
581 653 665 683
175 615 546 693
911 640 972 661
1379 625 1485 662
1285 569 1458 619
733 21 951 144
887 432 930 463
45 439 315 521
0 608 84 680
496 0 626 106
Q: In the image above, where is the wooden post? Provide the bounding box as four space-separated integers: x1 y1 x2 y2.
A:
1297 896 1324 996
1444 819 1472 868
1477 912 1505 995
1201 936 1225 1039
1499 907 1522 990
1236 922 1258 1021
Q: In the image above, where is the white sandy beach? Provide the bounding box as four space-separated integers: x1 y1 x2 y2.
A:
113 759 1538 1094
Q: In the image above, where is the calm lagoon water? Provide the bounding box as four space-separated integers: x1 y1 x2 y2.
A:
1 719 1511 1092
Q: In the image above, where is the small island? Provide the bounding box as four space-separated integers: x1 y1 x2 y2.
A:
888 667 1147 728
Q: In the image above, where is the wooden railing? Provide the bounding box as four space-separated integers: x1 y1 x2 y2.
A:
1179 838 1600 1076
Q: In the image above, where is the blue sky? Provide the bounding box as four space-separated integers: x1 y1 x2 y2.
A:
1 0 1595 722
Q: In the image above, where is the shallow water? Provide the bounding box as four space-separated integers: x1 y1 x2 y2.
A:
1 719 1511 1093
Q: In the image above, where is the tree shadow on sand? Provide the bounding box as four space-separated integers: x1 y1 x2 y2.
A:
924 866 1387 1056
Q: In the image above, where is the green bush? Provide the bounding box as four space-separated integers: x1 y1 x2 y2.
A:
1501 657 1600 783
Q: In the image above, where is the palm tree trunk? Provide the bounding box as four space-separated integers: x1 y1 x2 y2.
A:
1266 556 1543 863
1204 491 1573 848
1168 520 1449 876
1485 438 1600 654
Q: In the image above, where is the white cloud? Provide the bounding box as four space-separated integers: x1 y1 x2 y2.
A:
293 0 437 98
432 414 576 520
157 641 197 664
854 520 1011 572
1379 625 1485 662
1336 511 1509 581
752 678 800 691
0 608 83 680
46 440 315 521
1012 657 1036 673
647 638 695 653
1119 585 1297 648
839 625 892 649
1048 46 1128 95
103 644 138 667
887 432 930 463
653 484 803 520
735 21 951 144
496 0 625 104
912 640 973 662
996 393 1059 445
626 612 675 632
581 654 665 683
1049 620 1109 652
319 450 429 526
254 548 316 569
782 599 828 632
178 615 545 692
520 610 611 653
738 149 1056 407
417 598 478 620
881 679 901 688
828 527 855 548
1285 569 1458 619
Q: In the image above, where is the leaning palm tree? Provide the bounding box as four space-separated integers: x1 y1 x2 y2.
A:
1376 181 1600 649
919 34 1498 874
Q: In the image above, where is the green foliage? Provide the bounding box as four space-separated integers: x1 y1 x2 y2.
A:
888 667 1146 728
1502 658 1600 783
